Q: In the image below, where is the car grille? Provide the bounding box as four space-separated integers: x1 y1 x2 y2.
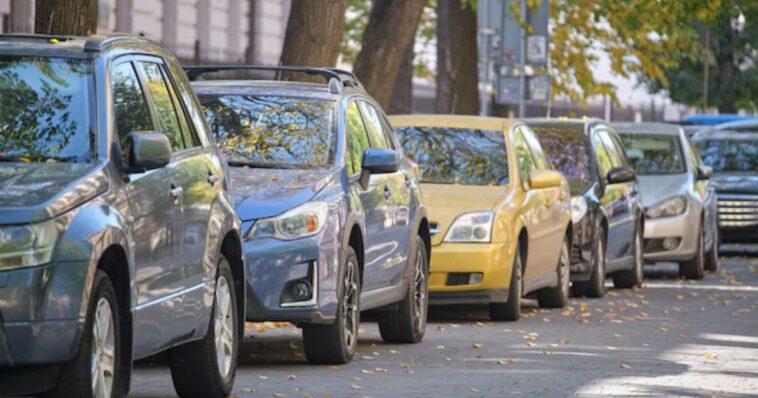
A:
717 194 758 228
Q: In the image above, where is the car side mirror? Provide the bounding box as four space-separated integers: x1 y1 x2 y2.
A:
124 131 172 173
359 148 402 189
607 167 636 184
697 164 713 180
528 169 563 190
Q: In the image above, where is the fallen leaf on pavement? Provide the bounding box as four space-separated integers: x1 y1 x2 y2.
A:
620 363 631 369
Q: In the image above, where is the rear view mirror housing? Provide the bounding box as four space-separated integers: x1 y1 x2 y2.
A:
123 131 172 173
528 169 563 190
359 148 402 189
697 164 713 180
607 167 636 184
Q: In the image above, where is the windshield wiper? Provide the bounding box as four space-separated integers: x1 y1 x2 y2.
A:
227 160 298 169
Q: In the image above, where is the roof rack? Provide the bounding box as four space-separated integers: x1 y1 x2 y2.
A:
183 65 363 93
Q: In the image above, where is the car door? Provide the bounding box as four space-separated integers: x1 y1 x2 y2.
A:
358 100 411 287
512 127 554 283
345 100 391 292
110 58 189 355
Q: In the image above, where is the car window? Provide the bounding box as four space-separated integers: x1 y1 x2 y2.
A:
160 66 198 148
533 124 595 195
695 138 758 173
137 61 186 151
514 128 536 181
683 135 701 173
358 101 389 149
346 101 371 175
598 130 623 168
620 133 686 175
592 131 613 178
378 114 398 149
520 126 550 169
166 60 211 147
111 61 153 147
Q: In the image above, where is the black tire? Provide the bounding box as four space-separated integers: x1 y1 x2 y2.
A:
680 227 706 279
303 246 361 364
537 238 571 308
45 270 120 398
378 236 429 343
613 226 645 289
489 244 522 321
169 257 238 398
572 231 606 298
705 226 720 272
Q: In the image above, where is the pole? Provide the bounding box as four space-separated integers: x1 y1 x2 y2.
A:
518 0 527 118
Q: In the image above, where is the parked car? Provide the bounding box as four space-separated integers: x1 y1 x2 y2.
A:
189 66 431 364
0 34 243 398
694 118 758 135
616 123 719 278
692 131 758 243
389 115 572 321
530 119 646 297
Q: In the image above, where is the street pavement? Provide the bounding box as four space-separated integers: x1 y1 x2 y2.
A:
131 248 758 398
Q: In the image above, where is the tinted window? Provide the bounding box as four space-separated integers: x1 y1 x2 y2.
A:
358 101 389 149
534 125 594 195
139 62 185 150
620 134 686 175
696 139 758 173
514 129 536 180
200 94 335 168
346 102 370 174
111 62 153 145
0 56 93 162
396 127 509 186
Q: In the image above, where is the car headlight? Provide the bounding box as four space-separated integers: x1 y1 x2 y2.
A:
249 202 329 240
570 196 588 225
0 219 59 270
444 211 494 243
646 195 687 219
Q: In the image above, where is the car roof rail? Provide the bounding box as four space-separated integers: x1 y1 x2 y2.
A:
184 65 362 93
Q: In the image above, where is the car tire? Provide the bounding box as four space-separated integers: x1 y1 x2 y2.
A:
169 256 238 398
705 227 719 272
489 244 522 321
303 246 361 364
679 227 706 280
378 236 429 344
572 231 606 298
613 227 645 289
44 270 120 398
537 238 571 308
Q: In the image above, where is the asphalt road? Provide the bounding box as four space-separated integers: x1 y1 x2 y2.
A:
131 247 758 398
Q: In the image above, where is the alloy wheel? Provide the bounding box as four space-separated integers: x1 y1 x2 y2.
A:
412 245 428 333
91 298 115 398
214 275 234 380
343 259 359 351
560 243 570 298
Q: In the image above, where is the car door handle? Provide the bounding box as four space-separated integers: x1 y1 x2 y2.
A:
384 185 392 200
170 184 183 203
207 173 219 186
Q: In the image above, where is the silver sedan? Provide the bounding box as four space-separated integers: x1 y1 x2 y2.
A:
614 123 719 279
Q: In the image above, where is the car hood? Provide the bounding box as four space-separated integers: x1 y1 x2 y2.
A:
637 174 689 208
0 162 109 225
710 172 758 194
230 166 336 221
420 183 508 246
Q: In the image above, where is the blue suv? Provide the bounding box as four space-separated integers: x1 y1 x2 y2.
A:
189 66 432 364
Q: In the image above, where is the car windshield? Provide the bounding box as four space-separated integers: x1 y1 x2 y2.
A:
395 126 509 185
532 125 594 195
0 56 93 163
695 139 758 173
199 94 335 168
619 134 685 175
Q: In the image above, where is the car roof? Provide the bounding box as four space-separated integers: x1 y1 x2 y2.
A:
191 80 338 101
681 114 753 125
0 33 156 58
692 131 758 141
613 122 682 136
388 114 519 132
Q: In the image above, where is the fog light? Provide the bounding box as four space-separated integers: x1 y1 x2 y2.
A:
662 237 679 251
292 280 312 301
469 273 483 285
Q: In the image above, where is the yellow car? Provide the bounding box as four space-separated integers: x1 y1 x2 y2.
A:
389 115 573 321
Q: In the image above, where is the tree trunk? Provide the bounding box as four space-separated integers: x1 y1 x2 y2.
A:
35 0 97 36
353 0 427 110
389 36 415 115
280 0 349 75
435 0 479 115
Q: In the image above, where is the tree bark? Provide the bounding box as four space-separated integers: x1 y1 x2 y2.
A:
435 0 479 115
280 0 349 72
353 0 427 111
35 0 97 36
389 36 415 115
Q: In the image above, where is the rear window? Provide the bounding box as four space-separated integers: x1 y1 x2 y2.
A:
395 126 509 186
0 56 93 163
620 134 685 175
532 125 594 195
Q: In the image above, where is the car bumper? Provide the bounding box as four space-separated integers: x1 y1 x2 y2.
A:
719 225 758 243
643 209 699 262
428 242 515 304
242 221 342 325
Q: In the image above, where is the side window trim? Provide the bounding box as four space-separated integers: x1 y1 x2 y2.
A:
159 62 202 149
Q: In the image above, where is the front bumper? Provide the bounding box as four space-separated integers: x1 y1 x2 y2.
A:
242 222 342 325
643 209 699 262
428 242 515 304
